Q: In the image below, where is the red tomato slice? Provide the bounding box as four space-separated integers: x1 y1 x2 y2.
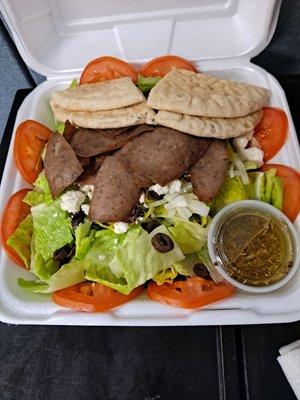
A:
14 120 52 184
254 107 288 161
261 164 300 221
80 56 138 84
139 55 197 77
0 189 31 267
147 277 235 309
53 282 143 312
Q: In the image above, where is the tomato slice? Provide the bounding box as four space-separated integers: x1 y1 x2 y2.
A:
254 107 288 161
53 282 143 312
14 120 52 184
261 164 300 221
79 56 138 85
0 189 31 267
147 277 235 309
139 55 197 77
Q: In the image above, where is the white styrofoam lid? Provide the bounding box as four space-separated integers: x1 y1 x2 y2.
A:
0 0 281 78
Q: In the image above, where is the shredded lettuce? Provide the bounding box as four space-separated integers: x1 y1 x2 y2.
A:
137 75 161 93
74 220 95 260
6 215 33 268
23 172 52 206
168 220 207 254
69 79 78 89
31 201 73 261
30 237 60 280
18 260 86 293
153 267 178 285
55 121 65 134
85 225 184 294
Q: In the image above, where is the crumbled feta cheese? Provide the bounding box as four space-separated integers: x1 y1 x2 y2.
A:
81 204 90 215
80 184 94 200
114 222 129 234
239 147 264 168
139 193 145 203
169 180 182 193
150 180 182 196
149 183 169 196
60 191 86 214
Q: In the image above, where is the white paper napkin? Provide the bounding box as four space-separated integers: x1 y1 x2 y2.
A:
278 340 300 399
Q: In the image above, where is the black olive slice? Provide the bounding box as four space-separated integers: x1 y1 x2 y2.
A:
151 233 174 253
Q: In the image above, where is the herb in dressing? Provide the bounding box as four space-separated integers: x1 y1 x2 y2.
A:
215 210 293 286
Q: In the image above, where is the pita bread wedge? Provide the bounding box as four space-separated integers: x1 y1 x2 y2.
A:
147 69 269 118
51 77 144 111
153 109 263 139
51 101 156 129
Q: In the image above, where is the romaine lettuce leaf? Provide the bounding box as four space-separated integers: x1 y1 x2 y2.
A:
153 267 178 285
74 220 95 260
18 259 86 293
55 121 65 134
137 75 161 93
30 236 60 280
85 229 125 269
31 201 73 261
85 225 184 294
23 172 52 206
168 220 207 254
6 215 33 268
69 79 78 89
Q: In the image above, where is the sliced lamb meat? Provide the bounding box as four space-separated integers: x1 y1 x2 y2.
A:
190 140 228 202
89 156 141 222
45 134 83 197
119 127 211 187
63 119 77 142
190 139 212 165
69 124 154 158
78 154 108 185
77 156 90 168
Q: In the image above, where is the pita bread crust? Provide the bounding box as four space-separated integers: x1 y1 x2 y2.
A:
51 77 144 111
154 109 263 139
147 70 269 118
51 101 156 129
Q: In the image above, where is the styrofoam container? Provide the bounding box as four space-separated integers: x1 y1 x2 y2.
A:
0 0 299 325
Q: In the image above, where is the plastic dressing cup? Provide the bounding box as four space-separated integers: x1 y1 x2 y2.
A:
208 200 300 293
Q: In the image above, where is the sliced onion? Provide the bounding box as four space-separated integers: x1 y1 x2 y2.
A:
186 199 210 216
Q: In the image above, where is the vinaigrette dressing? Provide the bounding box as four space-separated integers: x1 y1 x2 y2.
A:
215 210 293 286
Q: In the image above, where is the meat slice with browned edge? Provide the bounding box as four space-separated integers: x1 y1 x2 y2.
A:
70 124 154 158
119 127 211 187
89 156 141 222
190 140 228 201
45 134 83 197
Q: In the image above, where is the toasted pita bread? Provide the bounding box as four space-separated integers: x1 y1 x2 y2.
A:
51 77 144 111
153 109 263 139
51 101 156 129
147 70 269 118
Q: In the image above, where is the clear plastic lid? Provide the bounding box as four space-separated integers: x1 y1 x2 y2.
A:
0 0 281 77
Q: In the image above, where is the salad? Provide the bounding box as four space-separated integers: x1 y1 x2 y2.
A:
1 55 300 313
